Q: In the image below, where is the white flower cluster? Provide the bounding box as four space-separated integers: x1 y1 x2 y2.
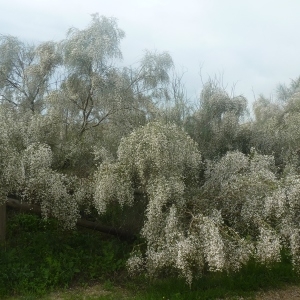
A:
94 162 134 213
256 228 282 264
94 122 205 282
0 106 89 229
94 122 300 284
203 150 278 234
0 108 25 202
21 143 80 229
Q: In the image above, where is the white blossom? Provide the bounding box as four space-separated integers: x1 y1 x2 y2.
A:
256 228 282 264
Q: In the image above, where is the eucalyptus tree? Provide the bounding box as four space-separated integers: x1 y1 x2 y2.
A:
0 35 60 113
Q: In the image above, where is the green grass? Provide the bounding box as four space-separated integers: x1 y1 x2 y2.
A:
1 211 300 300
0 211 130 298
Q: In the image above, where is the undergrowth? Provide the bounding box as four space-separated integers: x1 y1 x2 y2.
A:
0 210 130 298
1 210 300 300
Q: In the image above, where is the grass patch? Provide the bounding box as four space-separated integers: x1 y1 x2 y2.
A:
0 211 130 298
1 211 300 299
132 260 299 299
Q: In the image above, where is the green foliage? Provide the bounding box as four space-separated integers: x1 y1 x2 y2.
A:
131 259 299 300
2 213 300 299
0 212 130 297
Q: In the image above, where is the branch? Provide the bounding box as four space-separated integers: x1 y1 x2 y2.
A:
6 197 136 241
0 94 18 106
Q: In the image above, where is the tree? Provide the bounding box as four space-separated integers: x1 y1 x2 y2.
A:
54 14 125 136
251 96 283 166
251 79 300 172
154 70 192 128
45 15 174 170
186 78 248 159
277 76 300 104
0 35 60 113
51 15 172 135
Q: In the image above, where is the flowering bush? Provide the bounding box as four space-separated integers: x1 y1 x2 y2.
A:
20 142 80 229
0 107 25 203
94 121 300 284
0 106 89 229
94 122 205 282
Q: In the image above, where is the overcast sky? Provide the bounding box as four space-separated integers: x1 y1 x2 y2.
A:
1 0 300 108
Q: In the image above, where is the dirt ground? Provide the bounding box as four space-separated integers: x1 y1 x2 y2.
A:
254 285 300 300
43 283 300 300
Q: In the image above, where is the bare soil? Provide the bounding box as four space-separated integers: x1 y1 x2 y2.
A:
8 283 300 299
254 285 300 300
47 284 300 300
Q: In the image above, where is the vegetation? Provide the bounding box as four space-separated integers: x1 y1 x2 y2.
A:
1 212 130 297
2 211 300 299
1 13 300 299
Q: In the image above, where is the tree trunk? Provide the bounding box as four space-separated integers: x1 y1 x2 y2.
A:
0 202 6 242
6 198 135 241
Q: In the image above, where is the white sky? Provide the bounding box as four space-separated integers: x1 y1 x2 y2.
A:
1 0 300 108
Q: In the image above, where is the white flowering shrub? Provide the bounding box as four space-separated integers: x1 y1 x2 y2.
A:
94 124 300 284
204 149 300 274
95 121 202 209
203 149 278 233
201 151 283 274
262 175 300 271
0 105 88 229
256 228 282 264
20 142 80 229
94 122 207 283
186 79 248 159
0 107 25 203
93 123 253 284
94 161 135 214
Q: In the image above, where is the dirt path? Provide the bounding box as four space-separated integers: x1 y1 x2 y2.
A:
46 285 300 300
48 285 300 300
255 285 300 300
26 283 300 300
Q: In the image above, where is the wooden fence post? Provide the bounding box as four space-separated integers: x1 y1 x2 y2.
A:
0 202 6 242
